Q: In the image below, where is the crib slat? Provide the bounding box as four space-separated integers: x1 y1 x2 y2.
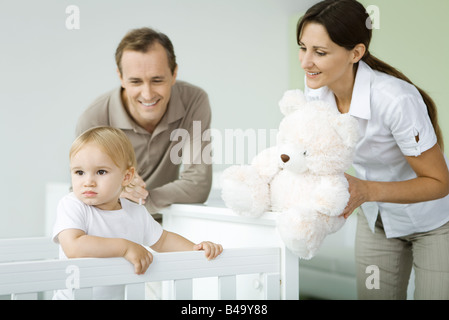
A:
73 288 93 300
218 275 236 299
173 279 193 299
11 292 38 300
125 283 145 300
263 273 281 300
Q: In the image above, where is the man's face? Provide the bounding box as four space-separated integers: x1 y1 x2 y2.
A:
118 43 178 133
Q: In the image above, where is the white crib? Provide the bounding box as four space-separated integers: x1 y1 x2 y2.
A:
0 182 297 300
0 236 281 300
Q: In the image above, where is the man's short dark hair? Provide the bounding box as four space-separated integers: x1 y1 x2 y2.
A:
115 27 177 75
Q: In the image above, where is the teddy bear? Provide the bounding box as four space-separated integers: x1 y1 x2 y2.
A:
221 89 359 259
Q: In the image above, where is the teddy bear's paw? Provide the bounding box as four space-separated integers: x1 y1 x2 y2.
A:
312 179 350 216
313 199 345 217
285 238 313 259
324 214 346 234
276 208 327 259
251 147 281 182
221 165 269 217
278 89 307 116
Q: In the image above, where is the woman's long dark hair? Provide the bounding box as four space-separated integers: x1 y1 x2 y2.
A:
297 0 444 151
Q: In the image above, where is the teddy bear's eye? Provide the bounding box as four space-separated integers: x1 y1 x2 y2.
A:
303 151 308 156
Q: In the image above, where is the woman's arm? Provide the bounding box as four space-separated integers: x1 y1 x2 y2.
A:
343 144 449 218
57 228 153 274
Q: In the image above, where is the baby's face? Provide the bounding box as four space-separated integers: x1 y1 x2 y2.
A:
70 142 129 210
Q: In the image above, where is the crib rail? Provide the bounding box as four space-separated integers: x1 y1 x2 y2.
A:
0 246 281 300
0 237 58 262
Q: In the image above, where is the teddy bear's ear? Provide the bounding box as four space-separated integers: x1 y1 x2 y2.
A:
278 89 307 116
332 114 359 147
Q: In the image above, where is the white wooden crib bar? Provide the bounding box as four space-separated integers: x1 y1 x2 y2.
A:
0 237 281 300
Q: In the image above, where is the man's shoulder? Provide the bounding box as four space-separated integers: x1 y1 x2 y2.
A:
174 80 208 98
86 87 121 112
173 80 210 117
76 87 121 134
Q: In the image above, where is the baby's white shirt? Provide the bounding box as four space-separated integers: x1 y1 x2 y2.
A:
52 192 163 299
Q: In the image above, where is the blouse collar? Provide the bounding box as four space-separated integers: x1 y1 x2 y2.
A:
305 60 373 120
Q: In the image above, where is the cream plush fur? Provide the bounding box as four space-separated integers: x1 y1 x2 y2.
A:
221 90 359 259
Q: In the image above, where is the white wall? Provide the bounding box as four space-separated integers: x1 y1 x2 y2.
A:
0 0 318 238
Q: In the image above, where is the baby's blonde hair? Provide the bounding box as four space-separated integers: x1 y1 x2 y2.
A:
70 126 137 170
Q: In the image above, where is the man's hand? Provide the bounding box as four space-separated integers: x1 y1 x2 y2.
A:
121 172 149 205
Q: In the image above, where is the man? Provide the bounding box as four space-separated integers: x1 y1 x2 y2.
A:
76 27 212 217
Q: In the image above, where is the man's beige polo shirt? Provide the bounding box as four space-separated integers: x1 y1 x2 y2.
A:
76 80 212 214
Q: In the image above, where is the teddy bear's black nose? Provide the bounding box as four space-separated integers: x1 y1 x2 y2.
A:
280 154 290 163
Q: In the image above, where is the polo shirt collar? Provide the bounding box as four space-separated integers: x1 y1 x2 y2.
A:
157 82 186 125
109 87 141 131
151 82 186 137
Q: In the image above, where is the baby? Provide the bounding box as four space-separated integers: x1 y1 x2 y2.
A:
52 126 222 299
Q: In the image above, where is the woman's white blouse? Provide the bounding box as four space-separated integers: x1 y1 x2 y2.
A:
305 60 449 238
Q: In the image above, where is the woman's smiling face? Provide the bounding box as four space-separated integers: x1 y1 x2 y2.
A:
298 22 358 92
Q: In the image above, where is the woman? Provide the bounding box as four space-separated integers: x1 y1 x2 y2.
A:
297 0 449 299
